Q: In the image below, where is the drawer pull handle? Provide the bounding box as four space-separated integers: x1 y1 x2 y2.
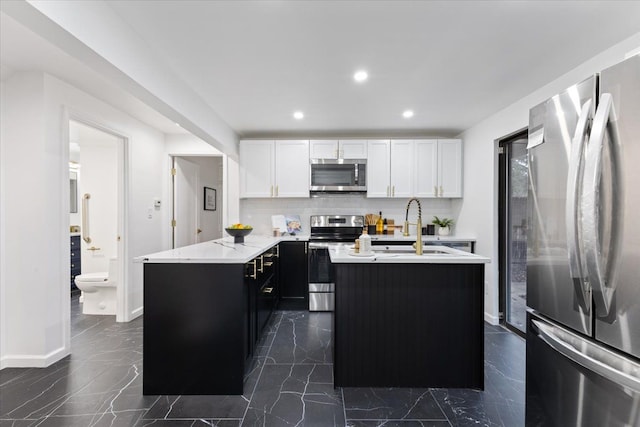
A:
263 287 274 294
263 261 273 267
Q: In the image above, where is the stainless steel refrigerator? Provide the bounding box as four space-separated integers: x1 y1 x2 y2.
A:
525 55 640 426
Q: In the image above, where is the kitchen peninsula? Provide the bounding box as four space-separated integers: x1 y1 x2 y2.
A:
140 235 488 395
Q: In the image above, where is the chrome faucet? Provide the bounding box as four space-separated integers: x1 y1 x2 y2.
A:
403 198 423 255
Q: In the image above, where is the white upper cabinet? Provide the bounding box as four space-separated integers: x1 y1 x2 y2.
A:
240 140 309 198
310 140 367 159
339 140 367 159
368 139 462 198
274 140 310 197
414 139 462 198
309 140 338 159
437 139 462 198
366 140 391 197
414 140 438 197
389 140 413 198
240 140 274 198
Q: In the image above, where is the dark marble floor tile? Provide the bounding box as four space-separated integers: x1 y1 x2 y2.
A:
267 312 332 364
135 420 241 427
346 421 451 427
431 388 524 427
343 388 447 422
243 364 344 427
70 318 144 363
0 360 115 419
143 394 252 420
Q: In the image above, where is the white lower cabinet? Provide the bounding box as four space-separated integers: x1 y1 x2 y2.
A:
240 140 309 198
367 139 462 198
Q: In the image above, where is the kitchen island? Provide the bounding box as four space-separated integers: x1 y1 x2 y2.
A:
330 245 489 389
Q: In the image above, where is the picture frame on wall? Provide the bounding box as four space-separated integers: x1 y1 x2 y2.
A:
204 187 216 211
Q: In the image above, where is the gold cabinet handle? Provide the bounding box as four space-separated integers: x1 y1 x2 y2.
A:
197 228 202 234
257 255 264 273
439 186 444 197
392 186 395 197
387 185 390 197
263 287 274 294
275 245 280 258
247 260 257 279
275 185 279 197
263 261 273 267
434 185 438 197
87 246 101 251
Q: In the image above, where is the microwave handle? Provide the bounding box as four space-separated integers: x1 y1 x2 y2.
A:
355 163 359 184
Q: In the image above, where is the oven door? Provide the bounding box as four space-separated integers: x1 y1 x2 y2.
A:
308 245 335 311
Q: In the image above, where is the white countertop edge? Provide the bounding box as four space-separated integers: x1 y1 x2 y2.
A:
329 246 490 264
137 234 310 264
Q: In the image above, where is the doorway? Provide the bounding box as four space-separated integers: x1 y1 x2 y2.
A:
498 130 528 336
172 155 224 248
68 119 127 321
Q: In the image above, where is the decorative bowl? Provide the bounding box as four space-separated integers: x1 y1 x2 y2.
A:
225 227 253 243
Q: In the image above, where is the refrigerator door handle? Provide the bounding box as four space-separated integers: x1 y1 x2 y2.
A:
532 319 640 393
581 93 622 317
566 99 592 308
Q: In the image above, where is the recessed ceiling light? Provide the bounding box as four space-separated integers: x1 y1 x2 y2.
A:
293 111 304 120
402 110 414 118
353 70 368 83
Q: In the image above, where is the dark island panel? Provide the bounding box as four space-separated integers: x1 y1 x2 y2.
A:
143 263 246 395
334 263 484 389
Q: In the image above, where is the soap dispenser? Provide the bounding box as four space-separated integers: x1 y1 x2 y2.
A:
359 227 372 254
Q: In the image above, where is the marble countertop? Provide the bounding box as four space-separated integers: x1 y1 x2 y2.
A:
138 234 309 264
329 245 490 264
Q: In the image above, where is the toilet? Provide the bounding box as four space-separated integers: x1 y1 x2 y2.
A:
74 258 117 315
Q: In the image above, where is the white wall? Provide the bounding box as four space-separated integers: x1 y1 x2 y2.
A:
77 135 119 274
0 70 167 368
454 33 640 324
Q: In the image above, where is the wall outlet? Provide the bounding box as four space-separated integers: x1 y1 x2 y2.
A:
147 207 153 219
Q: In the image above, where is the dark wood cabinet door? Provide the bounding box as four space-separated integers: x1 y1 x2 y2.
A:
278 241 308 309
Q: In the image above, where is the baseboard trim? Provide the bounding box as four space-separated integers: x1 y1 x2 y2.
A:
130 306 143 320
484 312 500 325
0 345 69 369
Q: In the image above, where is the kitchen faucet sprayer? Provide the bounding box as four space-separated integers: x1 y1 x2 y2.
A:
403 198 423 255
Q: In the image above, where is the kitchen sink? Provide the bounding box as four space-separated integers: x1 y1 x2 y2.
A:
372 245 459 256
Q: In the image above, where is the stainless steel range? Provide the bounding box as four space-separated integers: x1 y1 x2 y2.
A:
308 215 364 311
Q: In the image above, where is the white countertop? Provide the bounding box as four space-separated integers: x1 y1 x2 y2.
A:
329 245 490 264
137 233 480 264
138 234 309 264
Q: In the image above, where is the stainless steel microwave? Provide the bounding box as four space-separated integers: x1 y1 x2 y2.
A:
309 159 367 193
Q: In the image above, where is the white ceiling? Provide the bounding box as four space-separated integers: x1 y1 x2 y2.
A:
105 1 640 137
2 2 640 140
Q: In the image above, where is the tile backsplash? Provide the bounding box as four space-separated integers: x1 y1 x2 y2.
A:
240 196 453 235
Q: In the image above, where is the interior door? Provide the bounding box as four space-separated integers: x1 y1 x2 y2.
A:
174 157 199 248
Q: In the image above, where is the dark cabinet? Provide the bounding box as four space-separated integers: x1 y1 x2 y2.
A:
70 235 81 290
245 245 279 362
278 241 308 309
